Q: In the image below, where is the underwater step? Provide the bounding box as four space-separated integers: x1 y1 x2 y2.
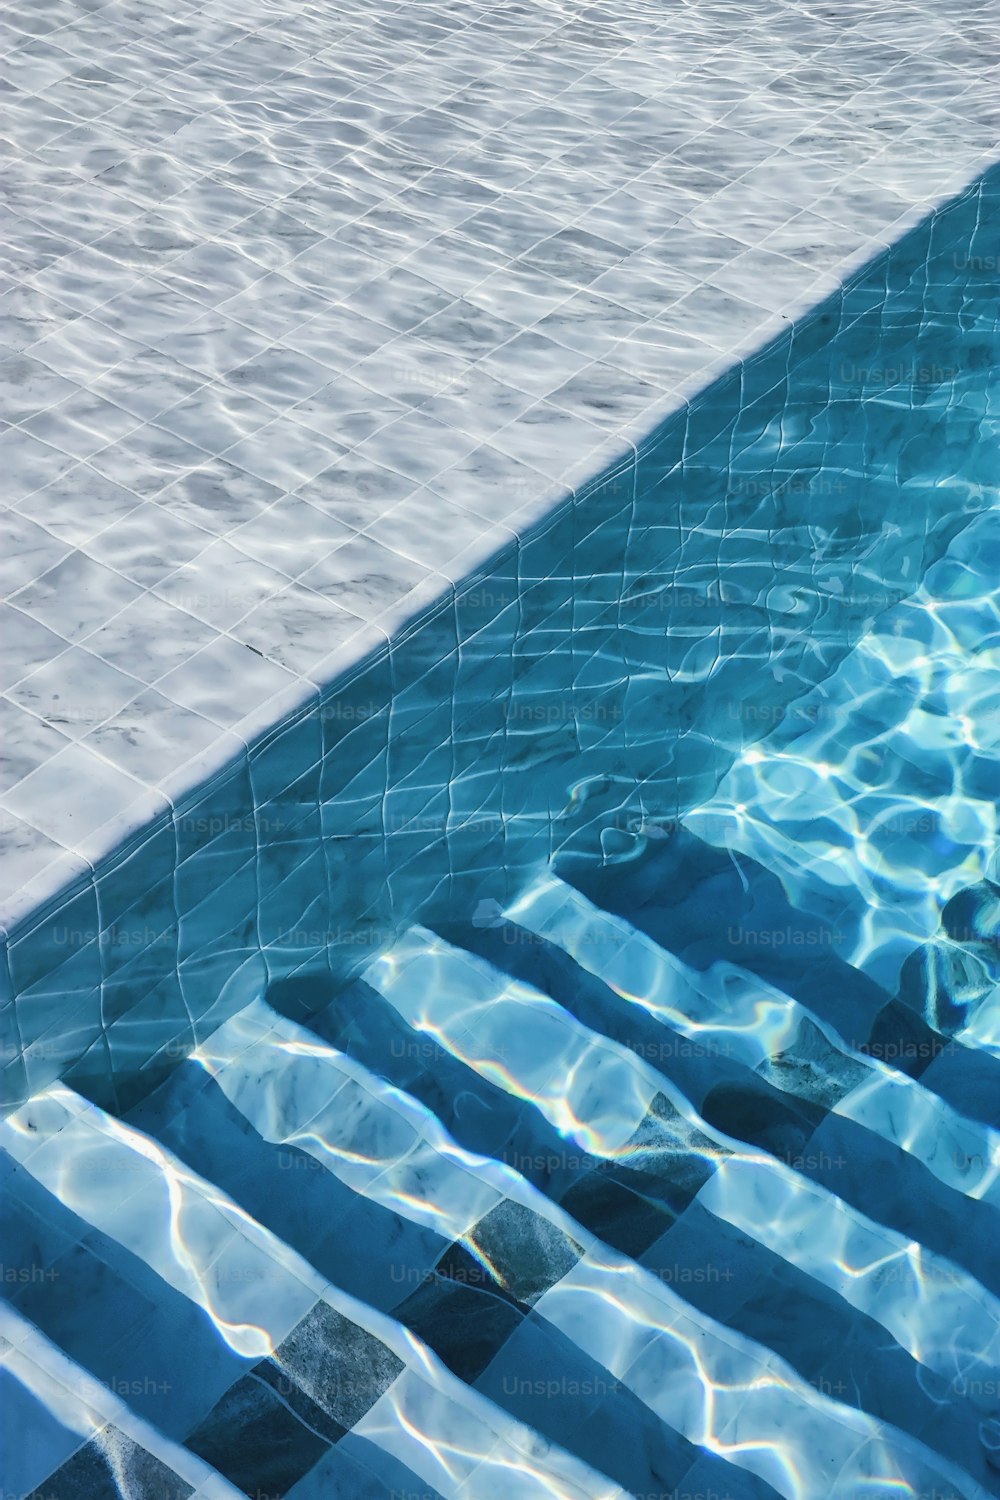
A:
157 998 1000 1495
465 881 1000 1291
357 928 1000 1494
364 926 1000 1307
120 1002 783 1500
447 880 1000 1203
685 508 1000 1003
0 1087 633 1500
556 824 1000 1133
0 1299 243 1500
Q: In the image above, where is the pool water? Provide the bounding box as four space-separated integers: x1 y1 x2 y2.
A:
3 169 1000 1500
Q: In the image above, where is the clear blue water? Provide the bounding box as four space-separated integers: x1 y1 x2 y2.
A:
4 167 1000 1500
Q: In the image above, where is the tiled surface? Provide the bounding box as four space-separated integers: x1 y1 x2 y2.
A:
0 1301 242 1500
2 0 999 932
5 919 1000 1496
2 162 998 1114
0 1086 636 1500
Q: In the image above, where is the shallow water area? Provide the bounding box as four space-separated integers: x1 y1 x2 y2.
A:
2 8 1000 1498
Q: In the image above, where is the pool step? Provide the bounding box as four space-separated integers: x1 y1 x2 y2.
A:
684 508 1000 1009
0 1300 243 1500
3 979 996 1500
123 1002 781 1500
141 996 1000 1500
556 820 1000 1133
5 908 1000 1498
291 928 1000 1408
430 905 1000 1346
356 926 1000 1496
475 876 1000 1188
495 876 1000 1218
0 1085 629 1500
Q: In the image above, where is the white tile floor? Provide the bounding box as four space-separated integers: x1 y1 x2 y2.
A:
2 0 998 932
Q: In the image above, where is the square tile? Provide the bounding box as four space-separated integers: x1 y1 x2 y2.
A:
341 266 454 333
289 377 407 445
7 647 143 739
272 1301 404 1429
80 592 217 683
227 346 338 407
227 497 355 576
282 306 395 374
155 459 284 538
26 1428 194 1500
10 552 143 640
153 539 292 630
0 810 87 926
0 427 78 504
155 635 300 728
186 1372 330 1497
0 697 72 794
218 272 328 339
284 238 387 294
2 739 153 849
232 582 367 676
154 313 271 381
20 389 141 459
515 227 630 285
27 315 146 385
159 241 270 305
428 441 552 521
351 411 480 485
489 400 608 482
234 208 325 269
152 386 276 456
477 330 591 397
18 466 142 546
414 368 536 442
0 285 77 351
0 607 69 691
88 349 206 421
348 335 472 407
546 362 662 431
92 277 209 344
87 421 212 500
221 418 350 491
81 506 214 588
297 457 420 532
299 534 430 618
414 299 522 361
84 689 221 783
0 515 71 601
365 489 510 572
0 353 79 425
671 284 772 349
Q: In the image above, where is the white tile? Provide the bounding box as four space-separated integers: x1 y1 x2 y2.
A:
2 741 166 856
155 636 301 729
7 647 144 740
10 552 143 641
153 539 294 632
0 0 996 940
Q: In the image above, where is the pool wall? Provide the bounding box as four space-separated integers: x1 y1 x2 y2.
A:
3 163 998 1116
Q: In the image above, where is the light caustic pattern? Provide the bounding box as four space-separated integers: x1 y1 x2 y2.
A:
4 894 1000 1497
365 928 999 1498
4 177 1000 1500
0 1084 629 1500
688 506 1000 1009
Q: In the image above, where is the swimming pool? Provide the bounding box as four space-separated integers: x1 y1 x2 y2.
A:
3 165 1000 1500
